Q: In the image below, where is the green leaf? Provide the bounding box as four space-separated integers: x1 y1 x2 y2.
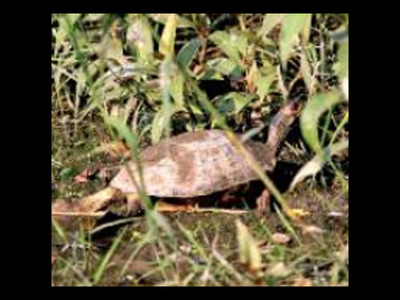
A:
188 102 204 116
209 31 245 68
83 13 104 22
126 15 154 64
329 25 348 44
151 107 178 143
300 91 345 155
247 60 277 100
289 139 348 191
280 14 312 69
255 73 275 100
198 70 223 80
60 167 75 181
233 32 248 57
148 13 194 28
63 13 81 25
177 38 201 70
206 57 243 77
258 14 283 38
169 67 185 109
159 14 178 58
159 56 174 98
334 41 348 79
54 14 81 51
217 92 254 115
301 14 312 45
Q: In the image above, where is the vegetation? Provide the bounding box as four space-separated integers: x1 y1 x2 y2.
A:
51 13 348 286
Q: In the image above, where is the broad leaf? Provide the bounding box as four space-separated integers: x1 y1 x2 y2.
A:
177 38 201 70
290 139 349 190
206 57 242 77
300 91 345 155
258 14 283 38
209 31 246 68
334 41 348 79
280 14 312 69
217 92 254 115
151 107 179 143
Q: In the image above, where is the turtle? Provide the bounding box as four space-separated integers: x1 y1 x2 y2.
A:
52 101 300 218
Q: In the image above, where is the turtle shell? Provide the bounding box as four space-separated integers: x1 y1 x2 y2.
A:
110 130 276 197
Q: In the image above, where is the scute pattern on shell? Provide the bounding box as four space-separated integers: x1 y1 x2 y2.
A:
110 130 276 197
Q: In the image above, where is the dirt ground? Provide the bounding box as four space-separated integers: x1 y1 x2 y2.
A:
52 184 348 286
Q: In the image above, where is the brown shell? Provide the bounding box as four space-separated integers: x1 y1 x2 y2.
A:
110 130 276 197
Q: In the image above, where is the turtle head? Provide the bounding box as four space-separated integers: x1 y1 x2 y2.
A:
265 101 301 161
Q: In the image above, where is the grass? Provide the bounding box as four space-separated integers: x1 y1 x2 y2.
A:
51 13 348 286
52 188 348 286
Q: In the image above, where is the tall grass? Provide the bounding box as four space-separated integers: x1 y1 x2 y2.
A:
51 13 348 286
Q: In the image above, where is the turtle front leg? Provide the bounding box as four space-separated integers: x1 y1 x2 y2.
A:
101 193 143 216
256 189 270 216
79 187 120 213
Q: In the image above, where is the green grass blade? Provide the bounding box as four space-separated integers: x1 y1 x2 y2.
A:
159 14 178 58
93 227 126 285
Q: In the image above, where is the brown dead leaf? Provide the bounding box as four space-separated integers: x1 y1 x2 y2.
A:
236 219 262 274
246 62 258 94
272 233 291 244
193 64 205 76
110 104 124 118
300 224 325 235
266 262 291 278
257 240 274 255
179 244 193 255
